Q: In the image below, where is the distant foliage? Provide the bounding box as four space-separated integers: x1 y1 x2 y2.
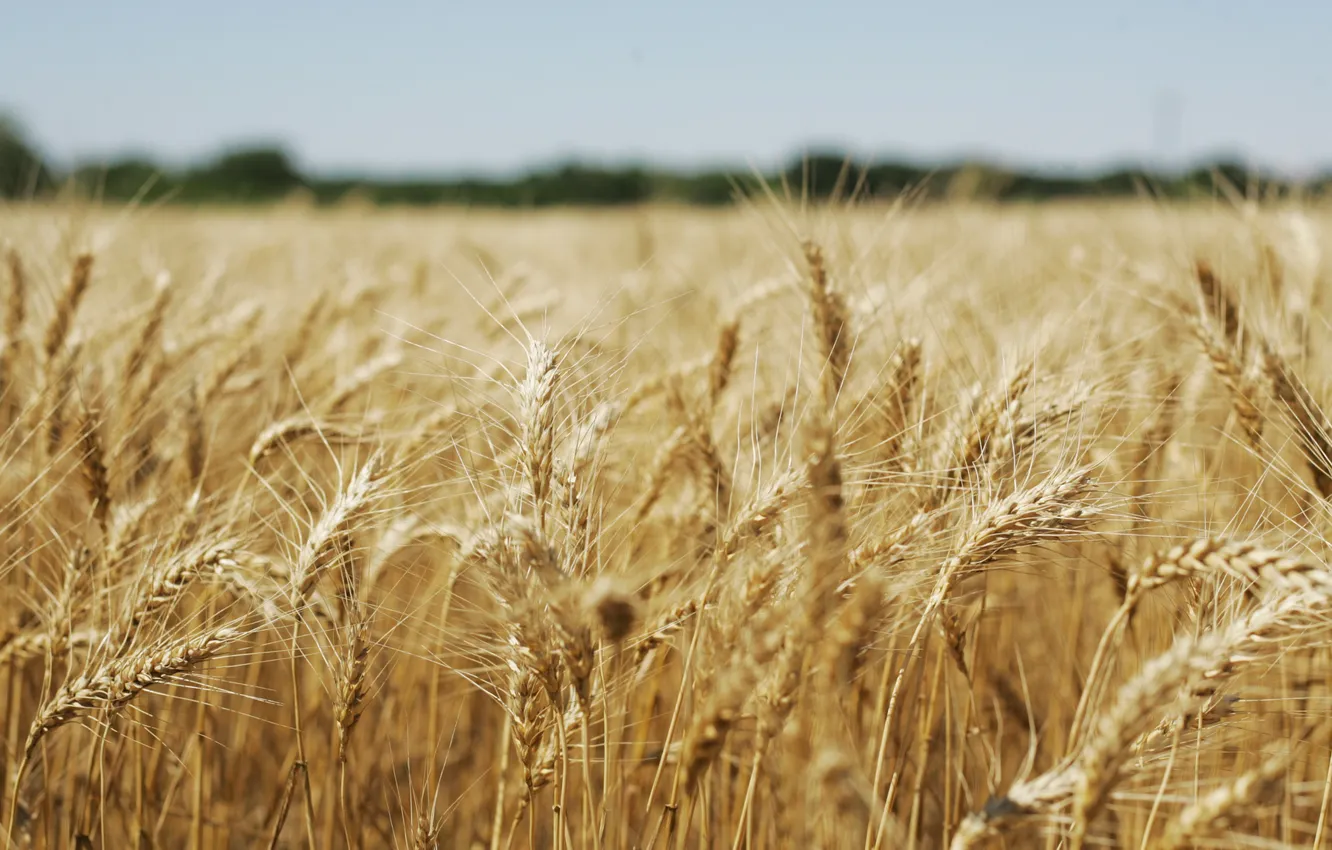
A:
0 115 54 198
3 113 1327 206
182 146 306 202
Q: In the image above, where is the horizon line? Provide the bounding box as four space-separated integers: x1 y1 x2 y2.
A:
56 142 1331 183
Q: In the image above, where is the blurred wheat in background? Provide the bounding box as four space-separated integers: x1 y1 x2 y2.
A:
2 198 1332 849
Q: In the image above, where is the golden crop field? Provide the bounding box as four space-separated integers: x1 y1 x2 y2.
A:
2 199 1331 849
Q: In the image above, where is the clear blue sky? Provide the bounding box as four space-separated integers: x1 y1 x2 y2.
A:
3 0 1328 176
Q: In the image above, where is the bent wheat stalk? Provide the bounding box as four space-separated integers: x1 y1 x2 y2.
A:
7 626 242 844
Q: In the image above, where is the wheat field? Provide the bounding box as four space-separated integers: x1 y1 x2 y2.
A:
1 198 1331 849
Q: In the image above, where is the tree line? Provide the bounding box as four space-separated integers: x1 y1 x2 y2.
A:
3 115 1328 207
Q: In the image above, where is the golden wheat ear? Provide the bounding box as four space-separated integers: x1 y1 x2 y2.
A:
23 624 245 759
0 246 27 414
42 252 93 365
802 239 852 414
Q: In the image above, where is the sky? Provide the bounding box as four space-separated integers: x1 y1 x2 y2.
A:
3 0 1329 177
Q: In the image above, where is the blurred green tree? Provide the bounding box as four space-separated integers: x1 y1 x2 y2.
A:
0 114 55 198
73 158 177 202
182 145 305 201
